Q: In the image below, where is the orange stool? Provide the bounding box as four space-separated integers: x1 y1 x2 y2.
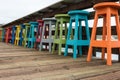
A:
87 2 120 65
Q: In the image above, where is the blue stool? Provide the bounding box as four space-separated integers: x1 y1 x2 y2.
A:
11 26 16 44
64 10 90 59
2 28 5 42
27 22 38 48
19 24 25 46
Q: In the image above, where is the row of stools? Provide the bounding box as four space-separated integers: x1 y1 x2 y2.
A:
1 2 120 65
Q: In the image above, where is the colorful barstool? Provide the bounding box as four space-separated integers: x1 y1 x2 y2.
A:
19 24 25 46
64 10 90 59
0 28 2 41
27 22 38 48
1 28 5 42
35 20 44 49
52 14 70 55
5 27 12 43
40 18 56 52
14 25 21 46
11 26 16 44
23 23 30 47
87 2 120 65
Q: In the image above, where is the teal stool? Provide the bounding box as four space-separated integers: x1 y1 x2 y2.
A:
64 10 90 59
27 22 38 48
52 14 70 55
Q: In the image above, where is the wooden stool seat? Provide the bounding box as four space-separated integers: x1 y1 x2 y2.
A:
94 2 120 9
68 10 89 15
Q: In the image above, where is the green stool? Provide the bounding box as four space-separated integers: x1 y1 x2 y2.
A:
23 23 30 47
52 14 70 55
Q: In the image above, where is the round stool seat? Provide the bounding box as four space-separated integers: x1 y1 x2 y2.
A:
68 10 89 15
37 20 44 22
55 14 70 18
94 2 120 10
29 22 38 25
24 23 30 26
42 18 56 21
21 24 25 27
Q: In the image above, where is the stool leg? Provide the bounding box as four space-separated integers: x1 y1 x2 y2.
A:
115 13 120 62
14 40 16 45
49 22 52 52
31 26 34 48
78 20 82 56
27 41 29 48
73 45 77 59
17 40 19 46
45 27 47 50
64 19 72 56
106 11 112 66
58 20 63 55
87 13 98 61
85 17 90 40
31 42 33 48
28 27 31 48
73 17 78 59
24 28 27 47
39 24 45 51
85 18 90 56
102 16 106 59
65 22 67 38
49 42 52 52
52 22 58 54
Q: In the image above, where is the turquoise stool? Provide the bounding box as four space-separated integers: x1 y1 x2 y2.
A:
27 22 38 48
64 10 90 59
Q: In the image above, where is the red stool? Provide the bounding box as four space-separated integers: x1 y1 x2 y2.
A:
87 2 120 65
35 20 44 49
5 27 12 43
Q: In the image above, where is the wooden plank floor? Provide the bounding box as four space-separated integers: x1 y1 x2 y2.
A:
0 42 120 80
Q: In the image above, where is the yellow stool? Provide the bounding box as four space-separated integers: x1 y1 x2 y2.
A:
14 25 21 46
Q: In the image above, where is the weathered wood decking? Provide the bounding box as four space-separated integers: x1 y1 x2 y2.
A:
0 42 120 80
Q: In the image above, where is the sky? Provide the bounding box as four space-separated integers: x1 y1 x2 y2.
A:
0 0 61 24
